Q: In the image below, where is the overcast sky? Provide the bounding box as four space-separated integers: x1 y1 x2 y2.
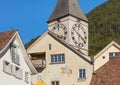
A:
0 0 107 44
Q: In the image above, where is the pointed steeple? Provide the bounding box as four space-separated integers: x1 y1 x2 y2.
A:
47 0 88 23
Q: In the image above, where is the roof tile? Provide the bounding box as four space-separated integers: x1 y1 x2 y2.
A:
90 54 120 85
0 30 16 51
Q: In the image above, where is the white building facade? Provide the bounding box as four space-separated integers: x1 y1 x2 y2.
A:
0 30 35 85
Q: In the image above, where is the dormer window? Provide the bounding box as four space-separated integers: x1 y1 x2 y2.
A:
11 43 20 65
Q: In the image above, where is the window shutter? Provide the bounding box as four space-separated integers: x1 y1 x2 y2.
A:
12 65 16 76
11 45 20 65
15 55 20 65
19 69 23 79
11 46 16 62
12 66 22 79
3 60 11 74
25 72 29 83
3 60 6 72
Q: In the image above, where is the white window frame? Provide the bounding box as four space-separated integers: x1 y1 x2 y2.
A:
79 69 86 79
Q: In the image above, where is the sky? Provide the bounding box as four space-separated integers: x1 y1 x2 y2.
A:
0 0 108 44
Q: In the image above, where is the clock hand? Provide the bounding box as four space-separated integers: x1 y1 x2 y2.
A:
74 29 86 42
57 34 64 39
79 35 86 43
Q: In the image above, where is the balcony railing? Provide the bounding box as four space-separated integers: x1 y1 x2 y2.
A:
31 59 46 68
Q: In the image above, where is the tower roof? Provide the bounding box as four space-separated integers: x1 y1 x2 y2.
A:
47 0 88 23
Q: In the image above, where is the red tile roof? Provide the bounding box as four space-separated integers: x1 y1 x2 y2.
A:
90 54 120 85
0 30 16 51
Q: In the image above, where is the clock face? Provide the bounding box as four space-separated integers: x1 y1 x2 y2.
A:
52 23 67 40
37 75 42 80
71 23 87 47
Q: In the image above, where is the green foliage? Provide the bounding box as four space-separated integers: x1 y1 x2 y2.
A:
87 0 120 56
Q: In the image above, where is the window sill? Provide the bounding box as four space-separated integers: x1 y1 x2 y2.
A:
50 62 65 65
3 70 12 75
78 78 86 82
3 70 22 80
12 61 20 66
15 75 23 80
25 80 29 84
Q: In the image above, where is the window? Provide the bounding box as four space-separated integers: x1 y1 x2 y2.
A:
3 60 22 80
109 52 119 59
103 56 105 59
49 44 51 50
3 60 12 74
11 45 20 65
11 65 22 79
15 66 22 79
51 81 59 85
51 54 65 63
25 72 29 83
79 69 86 79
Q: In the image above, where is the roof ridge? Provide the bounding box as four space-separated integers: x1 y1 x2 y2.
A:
0 29 17 33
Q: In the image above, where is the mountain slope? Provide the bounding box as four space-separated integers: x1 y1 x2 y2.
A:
87 0 120 56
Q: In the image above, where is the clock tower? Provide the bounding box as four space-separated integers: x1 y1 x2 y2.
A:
47 0 89 55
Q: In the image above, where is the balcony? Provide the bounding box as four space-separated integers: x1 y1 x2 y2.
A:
29 52 46 72
31 59 46 68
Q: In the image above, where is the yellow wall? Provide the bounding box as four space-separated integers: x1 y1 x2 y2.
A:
28 34 92 85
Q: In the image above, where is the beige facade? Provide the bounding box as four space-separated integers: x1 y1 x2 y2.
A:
25 0 120 85
27 32 92 85
94 41 120 71
27 0 93 85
